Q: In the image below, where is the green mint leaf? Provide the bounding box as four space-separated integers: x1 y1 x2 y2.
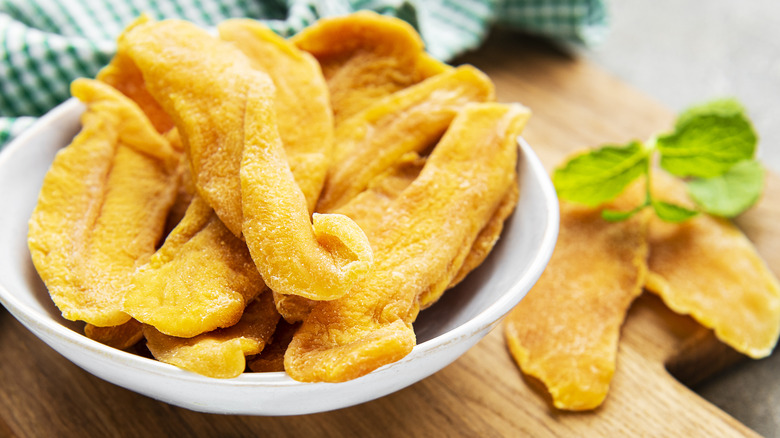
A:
687 159 764 217
553 141 648 207
652 201 699 223
656 98 757 178
601 205 645 222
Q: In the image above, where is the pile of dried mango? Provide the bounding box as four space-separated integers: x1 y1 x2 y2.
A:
27 12 531 382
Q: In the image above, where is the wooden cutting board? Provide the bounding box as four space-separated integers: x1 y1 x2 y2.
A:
0 32 777 437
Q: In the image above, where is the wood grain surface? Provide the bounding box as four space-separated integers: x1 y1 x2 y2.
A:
1 32 777 437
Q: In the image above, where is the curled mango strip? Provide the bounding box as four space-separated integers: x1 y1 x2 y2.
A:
504 182 649 411
85 319 144 351
317 65 495 212
291 11 449 125
285 103 529 382
240 84 373 301
144 292 280 379
274 152 428 323
123 196 266 338
645 172 780 358
96 54 173 134
27 78 178 327
118 18 268 237
218 19 333 214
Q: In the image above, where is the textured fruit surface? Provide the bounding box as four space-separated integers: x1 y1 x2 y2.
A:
646 172 780 358
28 78 178 326
504 182 649 411
292 11 449 126
144 292 280 379
219 19 333 214
123 196 265 338
285 103 529 382
317 65 495 212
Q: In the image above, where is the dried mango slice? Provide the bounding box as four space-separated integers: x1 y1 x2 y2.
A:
96 16 173 134
504 183 649 411
118 18 269 237
240 82 373 301
28 78 178 326
645 173 780 358
291 11 449 125
85 319 144 351
163 132 195 235
317 65 495 212
144 292 280 379
285 103 529 382
448 182 519 290
337 152 428 235
218 19 333 213
273 153 427 323
247 320 299 373
123 196 265 338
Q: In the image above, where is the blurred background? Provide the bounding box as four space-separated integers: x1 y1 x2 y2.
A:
582 1 780 435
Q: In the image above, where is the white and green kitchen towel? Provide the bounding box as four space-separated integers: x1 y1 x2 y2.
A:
0 0 608 147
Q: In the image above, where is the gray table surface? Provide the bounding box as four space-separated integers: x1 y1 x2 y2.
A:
580 1 780 436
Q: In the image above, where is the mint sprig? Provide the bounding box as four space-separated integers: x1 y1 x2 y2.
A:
553 98 763 222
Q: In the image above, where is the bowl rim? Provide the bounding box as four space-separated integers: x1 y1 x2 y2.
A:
0 98 559 387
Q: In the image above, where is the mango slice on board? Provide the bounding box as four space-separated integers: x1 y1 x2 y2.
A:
285 103 529 382
645 173 780 358
291 11 449 126
27 78 178 327
123 196 265 338
504 183 649 411
144 292 280 379
317 65 495 213
219 19 333 214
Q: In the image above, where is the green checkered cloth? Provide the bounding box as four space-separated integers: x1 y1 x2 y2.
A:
0 0 608 148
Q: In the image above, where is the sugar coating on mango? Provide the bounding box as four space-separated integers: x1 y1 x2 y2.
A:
285 103 529 382
123 196 266 338
291 11 449 126
240 82 373 302
117 18 270 237
144 291 280 379
219 19 333 214
28 78 178 327
317 65 495 212
645 172 780 358
504 182 649 411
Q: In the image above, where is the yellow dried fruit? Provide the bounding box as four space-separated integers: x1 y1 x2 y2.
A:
144 292 280 379
219 19 333 214
285 103 529 382
291 11 449 125
123 196 265 338
317 65 495 212
247 320 299 373
117 18 267 237
84 319 144 351
240 79 374 302
504 183 649 411
27 78 178 327
646 173 780 358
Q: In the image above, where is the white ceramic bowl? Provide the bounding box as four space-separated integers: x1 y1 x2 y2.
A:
0 98 558 415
